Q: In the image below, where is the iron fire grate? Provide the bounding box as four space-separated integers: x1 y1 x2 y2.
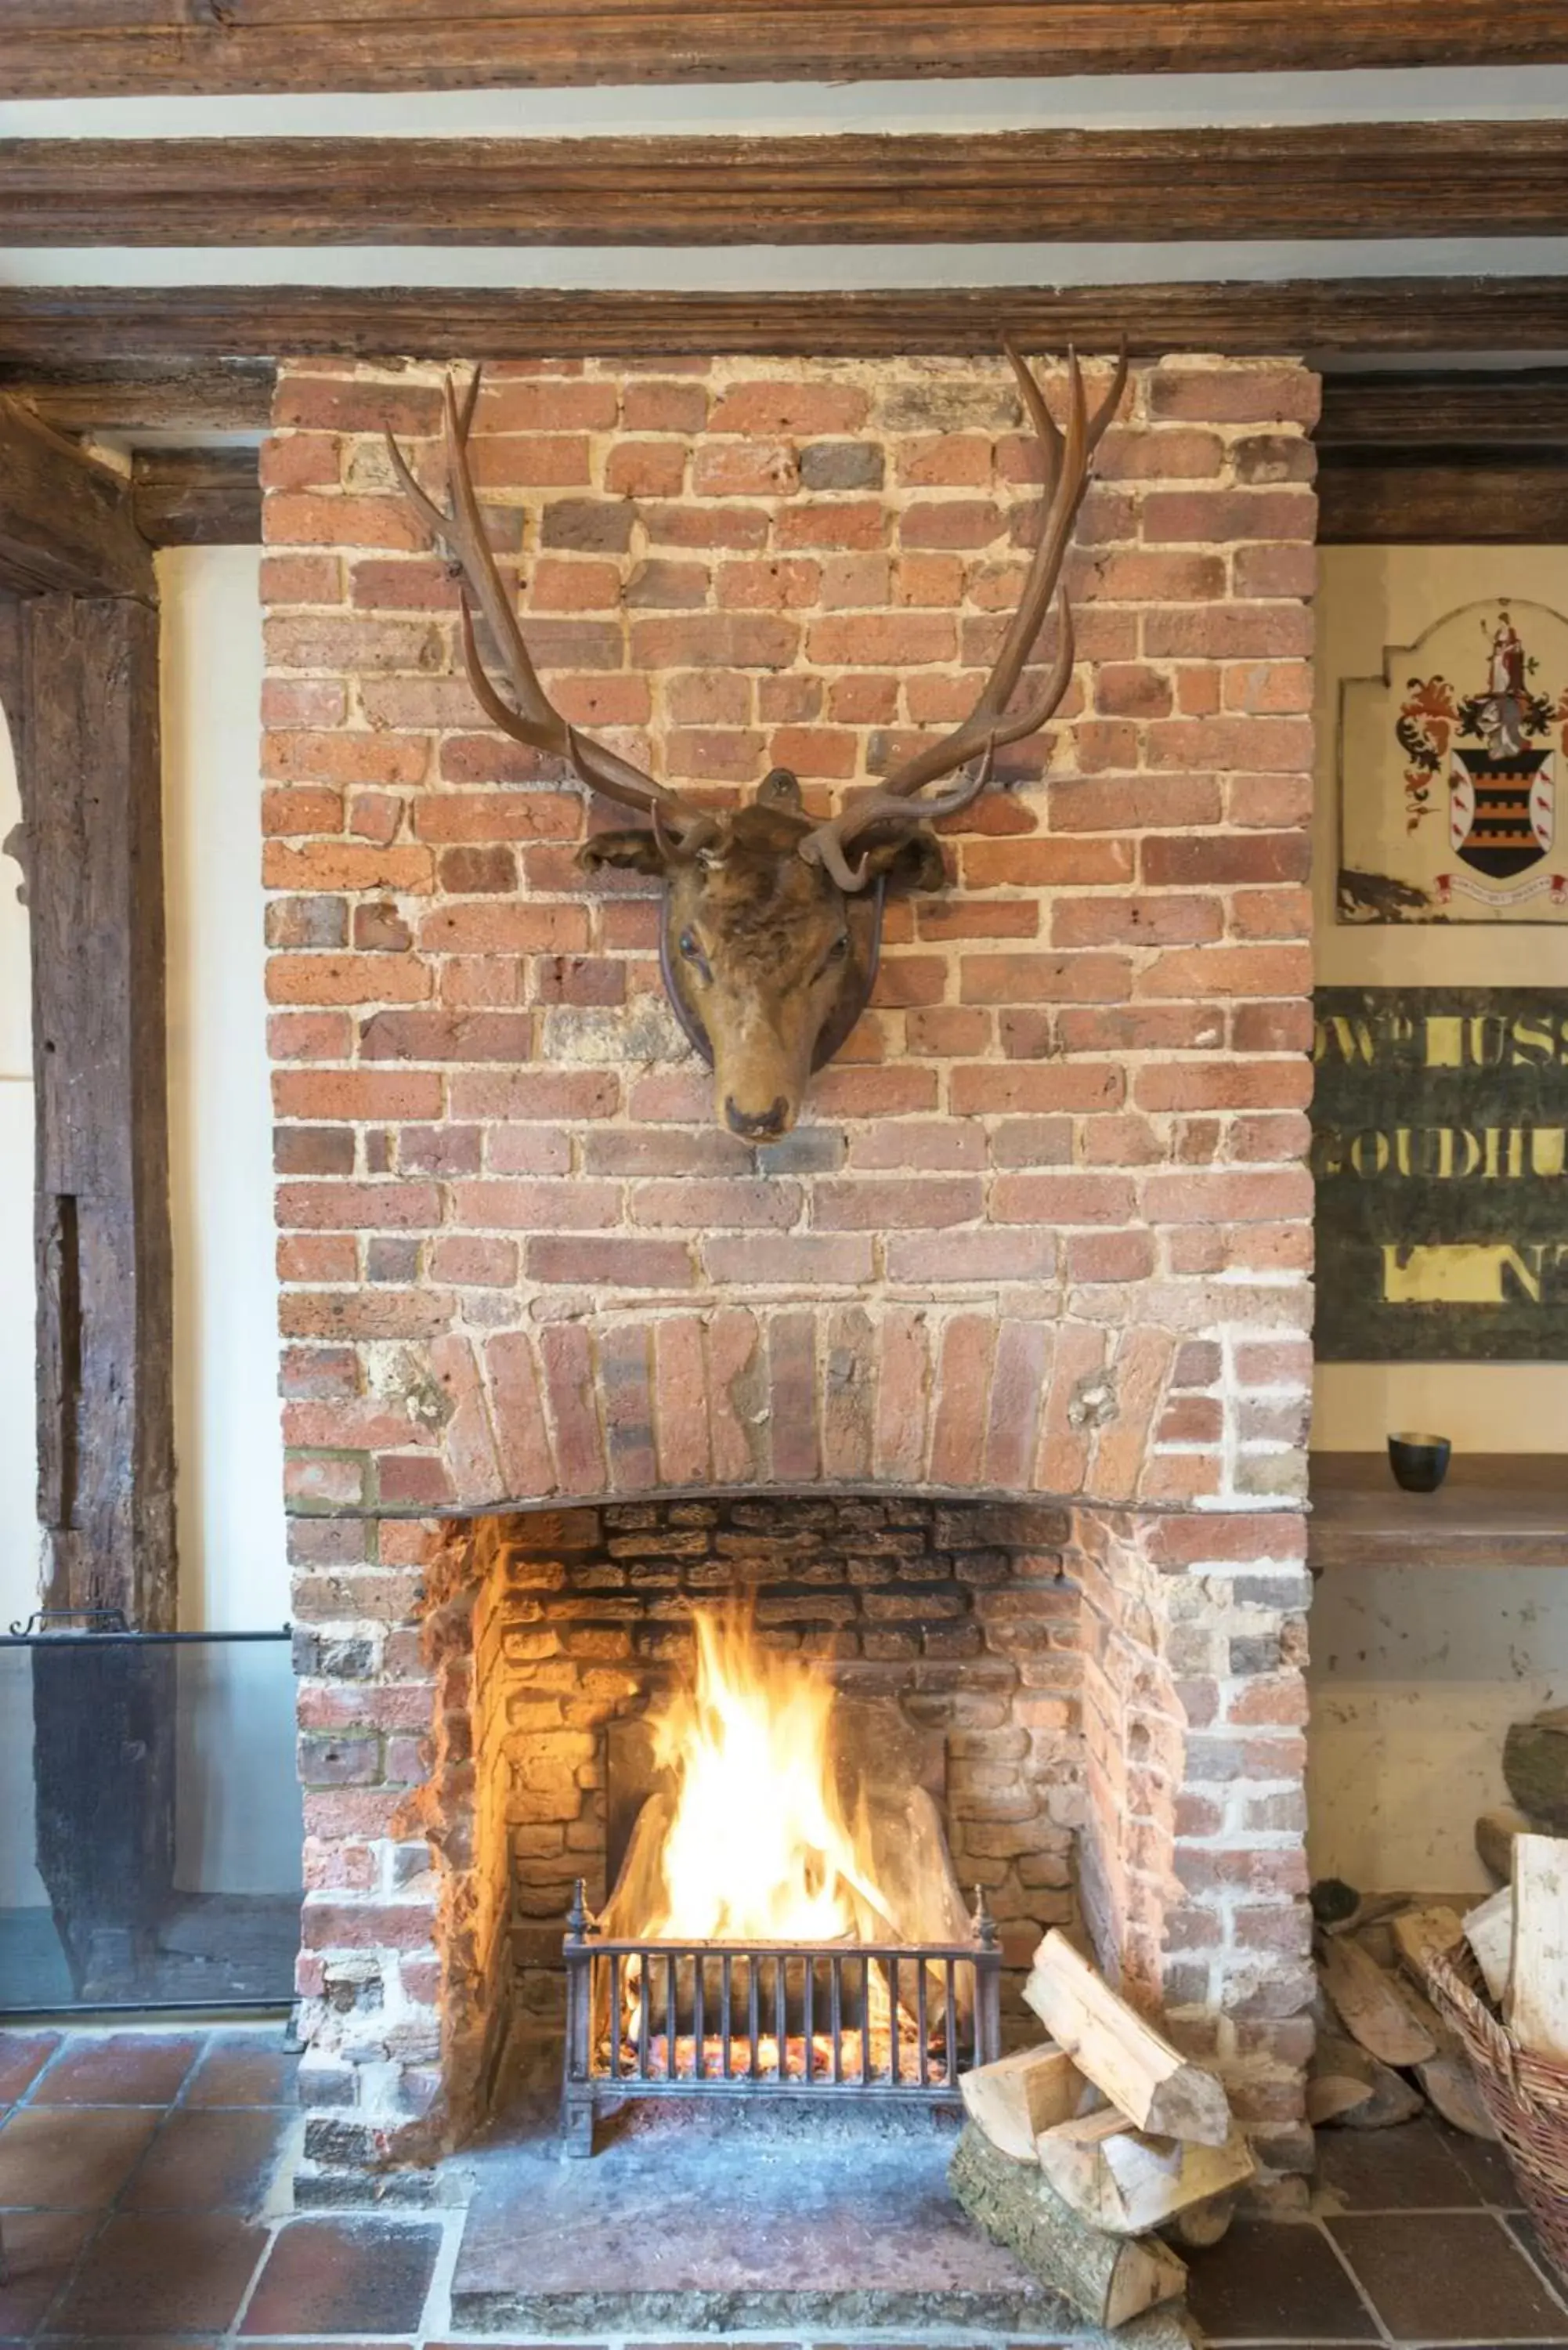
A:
561 1880 1002 2154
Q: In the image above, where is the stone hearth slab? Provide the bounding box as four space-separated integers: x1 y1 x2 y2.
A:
452 2101 1087 2337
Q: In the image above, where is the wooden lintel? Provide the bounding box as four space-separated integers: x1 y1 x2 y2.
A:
1320 370 1568 448
5 123 1568 246
1318 448 1568 543
0 359 276 436
0 3 1558 97
2 278 1568 365
0 399 155 598
20 592 175 1630
132 446 262 548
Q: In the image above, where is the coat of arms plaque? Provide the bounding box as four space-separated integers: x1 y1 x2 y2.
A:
1339 598 1568 924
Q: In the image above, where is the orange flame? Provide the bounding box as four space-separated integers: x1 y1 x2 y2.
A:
641 1604 894 1943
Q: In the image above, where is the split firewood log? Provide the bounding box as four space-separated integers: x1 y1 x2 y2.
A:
1389 1904 1466 1987
1476 1806 1536 1884
1035 2113 1255 2238
1509 1833 1568 2062
1463 1884 1514 2007
959 2043 1086 2162
1308 2029 1422 2129
948 2124 1188 2331
1023 1932 1230 2147
1415 2053 1499 2141
1319 1933 1436 2068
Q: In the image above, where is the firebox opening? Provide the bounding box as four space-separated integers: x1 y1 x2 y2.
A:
413 1492 1082 2150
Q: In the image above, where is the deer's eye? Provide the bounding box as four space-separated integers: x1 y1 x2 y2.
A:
819 932 851 976
678 929 711 978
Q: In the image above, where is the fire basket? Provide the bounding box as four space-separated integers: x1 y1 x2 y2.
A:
561 1877 1003 2154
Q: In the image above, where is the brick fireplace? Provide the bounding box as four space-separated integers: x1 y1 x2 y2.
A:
262 349 1317 2200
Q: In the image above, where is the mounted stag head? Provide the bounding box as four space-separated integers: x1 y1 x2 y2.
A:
387 342 1125 1138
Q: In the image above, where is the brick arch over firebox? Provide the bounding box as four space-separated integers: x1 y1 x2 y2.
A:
406 1307 1222 1513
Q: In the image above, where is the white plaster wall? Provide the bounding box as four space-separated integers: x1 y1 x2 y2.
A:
1308 545 1568 1894
161 546 297 1893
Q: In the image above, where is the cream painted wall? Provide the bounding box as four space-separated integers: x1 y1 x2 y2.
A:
161 546 297 1894
1311 542 1568 1452
1308 546 1568 1896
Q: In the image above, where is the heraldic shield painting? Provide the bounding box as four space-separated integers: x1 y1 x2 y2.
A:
1339 597 1568 924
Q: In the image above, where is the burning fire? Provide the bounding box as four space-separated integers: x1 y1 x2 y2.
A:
641 1603 894 1943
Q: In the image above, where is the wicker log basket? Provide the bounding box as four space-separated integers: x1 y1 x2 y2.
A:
1423 1940 1568 2287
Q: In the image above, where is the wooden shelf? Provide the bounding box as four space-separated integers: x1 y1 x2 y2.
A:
1310 1454 1568 1571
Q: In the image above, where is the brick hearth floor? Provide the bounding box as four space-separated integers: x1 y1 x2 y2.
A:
1 2025 1565 2347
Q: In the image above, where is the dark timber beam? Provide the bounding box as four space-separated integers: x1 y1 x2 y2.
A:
0 400 156 598
0 360 276 436
2 278 1568 363
1320 370 1568 448
0 2 1559 96
132 447 262 548
6 122 1568 245
1317 449 1568 542
20 592 175 1630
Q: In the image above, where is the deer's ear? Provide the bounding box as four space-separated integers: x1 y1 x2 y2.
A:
578 830 668 877
858 833 949 893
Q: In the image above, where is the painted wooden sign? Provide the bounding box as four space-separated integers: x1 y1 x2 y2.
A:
1313 986 1568 1361
1337 598 1568 925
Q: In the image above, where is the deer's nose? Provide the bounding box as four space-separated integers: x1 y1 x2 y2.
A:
724 1094 791 1141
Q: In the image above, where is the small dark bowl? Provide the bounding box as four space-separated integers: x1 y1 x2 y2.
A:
1387 1431 1452 1493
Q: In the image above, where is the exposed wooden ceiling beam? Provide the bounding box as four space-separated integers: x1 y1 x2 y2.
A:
132 447 262 547
1 2 1560 96
1318 449 1568 542
8 123 1568 245
0 360 276 436
0 399 155 598
0 279 1566 365
1320 369 1568 447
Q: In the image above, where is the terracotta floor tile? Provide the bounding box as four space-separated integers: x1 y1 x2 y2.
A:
183 2033 299 2110
0 2208 94 2335
1185 2218 1378 2341
0 2038 60 2109
240 2217 442 2337
1329 2208 1568 2340
47 2211 264 2335
29 2035 198 2109
1314 2117 1482 2211
120 2107 291 2212
0 2108 161 2210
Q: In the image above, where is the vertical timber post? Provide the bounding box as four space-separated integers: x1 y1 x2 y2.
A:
18 587 176 1994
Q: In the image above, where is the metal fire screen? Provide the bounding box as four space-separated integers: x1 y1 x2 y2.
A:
561 1879 1003 2154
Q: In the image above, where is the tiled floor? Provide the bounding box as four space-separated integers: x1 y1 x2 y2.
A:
0 2024 1564 2345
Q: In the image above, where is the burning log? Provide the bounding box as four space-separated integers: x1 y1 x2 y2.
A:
1023 1933 1231 2146
948 2124 1188 2331
959 2043 1087 2161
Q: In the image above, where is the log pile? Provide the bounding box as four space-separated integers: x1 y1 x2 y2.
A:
1309 1882 1498 2139
949 1928 1247 2332
1310 1809 1568 2139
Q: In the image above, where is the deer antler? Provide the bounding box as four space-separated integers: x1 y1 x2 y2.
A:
799 340 1127 890
385 370 709 836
